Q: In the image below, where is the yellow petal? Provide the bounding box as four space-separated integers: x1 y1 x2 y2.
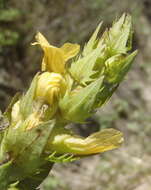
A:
34 32 50 47
33 32 65 73
61 43 80 61
49 128 123 155
32 33 80 73
42 46 65 73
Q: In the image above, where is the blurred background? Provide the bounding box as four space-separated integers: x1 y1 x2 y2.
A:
0 0 151 189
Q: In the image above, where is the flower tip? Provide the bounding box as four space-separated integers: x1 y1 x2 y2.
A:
35 31 43 41
34 31 50 47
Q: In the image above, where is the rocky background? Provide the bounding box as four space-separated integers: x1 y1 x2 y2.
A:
1 0 151 189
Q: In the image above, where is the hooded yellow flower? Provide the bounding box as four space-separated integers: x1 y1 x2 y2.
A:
32 32 80 73
47 128 123 156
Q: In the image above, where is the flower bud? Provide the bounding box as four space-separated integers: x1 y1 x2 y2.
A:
36 72 67 105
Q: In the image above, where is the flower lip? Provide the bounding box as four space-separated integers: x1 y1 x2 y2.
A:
32 32 80 73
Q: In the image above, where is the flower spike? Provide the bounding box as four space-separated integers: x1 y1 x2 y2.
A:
0 14 137 189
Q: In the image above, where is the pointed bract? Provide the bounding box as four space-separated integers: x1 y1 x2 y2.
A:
20 74 38 119
103 14 132 55
83 22 102 56
70 39 105 85
59 78 103 122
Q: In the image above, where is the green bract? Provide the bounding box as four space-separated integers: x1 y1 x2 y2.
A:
61 14 137 120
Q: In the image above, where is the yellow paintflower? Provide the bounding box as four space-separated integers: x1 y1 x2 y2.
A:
47 128 123 156
32 32 80 73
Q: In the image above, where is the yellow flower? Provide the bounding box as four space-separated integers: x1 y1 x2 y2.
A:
47 128 123 156
36 72 67 105
32 32 80 73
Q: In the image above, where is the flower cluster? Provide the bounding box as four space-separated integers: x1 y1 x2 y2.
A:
0 14 137 189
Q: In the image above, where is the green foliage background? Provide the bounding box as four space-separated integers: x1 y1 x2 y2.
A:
0 0 151 189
